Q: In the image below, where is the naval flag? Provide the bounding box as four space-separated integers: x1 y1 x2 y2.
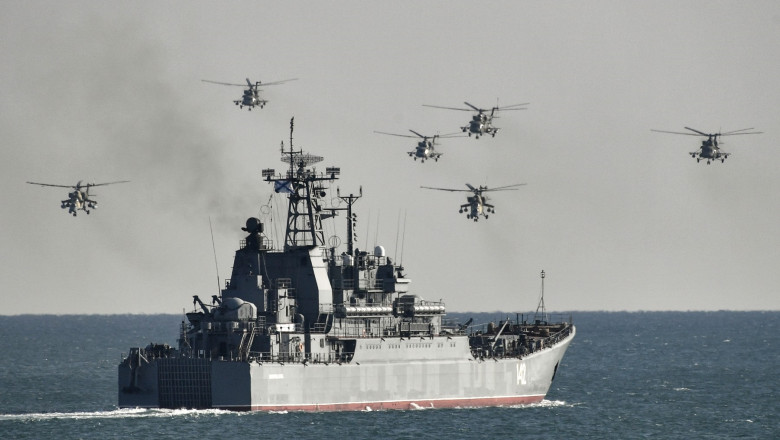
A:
274 180 293 193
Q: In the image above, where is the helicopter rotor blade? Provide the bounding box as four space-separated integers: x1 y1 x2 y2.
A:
482 183 527 192
374 131 417 139
420 186 471 192
464 102 482 112
495 103 530 111
720 128 762 136
409 130 426 139
683 127 711 137
201 79 246 87
438 131 467 138
422 104 472 112
651 129 703 136
85 180 130 188
26 181 74 189
257 78 299 86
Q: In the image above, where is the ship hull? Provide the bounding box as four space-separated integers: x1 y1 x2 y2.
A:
119 328 574 411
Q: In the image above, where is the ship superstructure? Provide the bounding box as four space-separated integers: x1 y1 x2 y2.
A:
118 121 574 411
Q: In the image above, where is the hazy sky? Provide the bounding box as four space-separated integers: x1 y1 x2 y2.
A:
2 1 779 314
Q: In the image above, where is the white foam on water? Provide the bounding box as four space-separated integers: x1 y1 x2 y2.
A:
0 407 233 421
507 399 573 409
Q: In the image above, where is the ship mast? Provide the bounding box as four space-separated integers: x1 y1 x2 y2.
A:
335 187 362 255
261 118 340 251
534 269 548 324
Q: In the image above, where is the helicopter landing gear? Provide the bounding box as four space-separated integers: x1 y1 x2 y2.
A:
721 159 725 163
707 160 711 164
696 158 700 162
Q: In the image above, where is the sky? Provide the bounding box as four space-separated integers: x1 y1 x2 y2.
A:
2 1 779 315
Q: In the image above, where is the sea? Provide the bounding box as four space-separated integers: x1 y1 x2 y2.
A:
0 311 777 439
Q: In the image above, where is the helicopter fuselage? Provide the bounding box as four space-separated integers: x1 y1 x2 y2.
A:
693 139 728 163
410 140 440 162
242 89 256 104
236 89 265 109
60 188 98 216
464 115 495 137
414 145 431 158
463 195 487 221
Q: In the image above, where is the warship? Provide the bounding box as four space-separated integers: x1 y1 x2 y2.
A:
118 121 575 411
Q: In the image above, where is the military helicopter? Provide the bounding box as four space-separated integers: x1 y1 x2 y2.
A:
26 180 129 216
201 77 297 110
651 127 762 164
421 183 525 221
374 130 463 162
422 101 528 138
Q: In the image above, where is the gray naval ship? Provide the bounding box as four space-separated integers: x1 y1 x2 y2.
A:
118 124 575 411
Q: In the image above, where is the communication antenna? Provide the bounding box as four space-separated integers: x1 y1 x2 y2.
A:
393 210 401 262
399 210 408 266
209 217 221 296
534 270 547 324
373 209 380 249
364 209 371 251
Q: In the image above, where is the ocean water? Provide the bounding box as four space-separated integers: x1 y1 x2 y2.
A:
0 312 777 439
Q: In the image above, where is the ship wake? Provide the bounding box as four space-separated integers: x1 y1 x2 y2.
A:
0 408 233 421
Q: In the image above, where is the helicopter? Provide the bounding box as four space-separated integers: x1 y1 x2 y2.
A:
421 183 525 222
651 126 762 164
201 77 297 110
422 101 528 138
374 130 464 162
26 180 129 216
